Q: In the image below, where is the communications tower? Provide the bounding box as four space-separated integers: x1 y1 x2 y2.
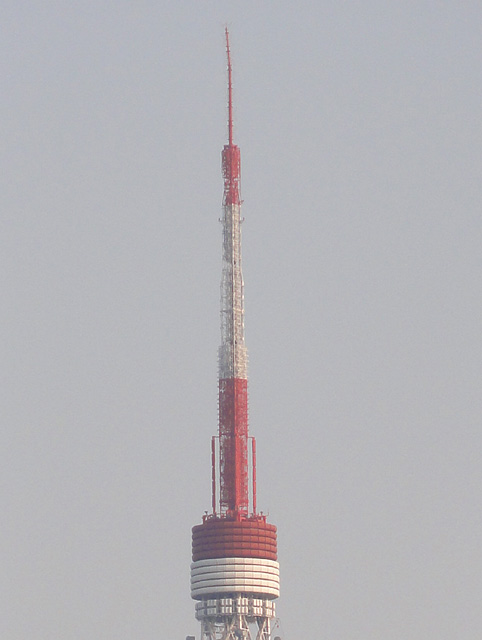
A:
190 29 280 640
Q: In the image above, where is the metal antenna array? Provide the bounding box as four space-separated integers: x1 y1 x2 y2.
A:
189 28 280 640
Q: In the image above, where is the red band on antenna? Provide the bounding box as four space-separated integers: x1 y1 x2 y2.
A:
222 27 241 207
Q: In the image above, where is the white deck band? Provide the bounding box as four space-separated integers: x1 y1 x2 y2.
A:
191 557 280 600
192 557 279 570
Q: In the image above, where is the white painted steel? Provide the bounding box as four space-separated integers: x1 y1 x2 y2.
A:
191 564 279 576
193 580 279 590
192 576 280 587
191 557 280 599
192 557 279 570
193 586 278 596
191 570 279 583
218 203 247 380
192 584 279 599
191 565 279 577
191 587 279 599
194 595 276 620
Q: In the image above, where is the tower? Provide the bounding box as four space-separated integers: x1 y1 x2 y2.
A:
190 29 280 640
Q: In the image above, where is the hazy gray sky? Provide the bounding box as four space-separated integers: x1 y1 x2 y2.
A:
2 2 481 639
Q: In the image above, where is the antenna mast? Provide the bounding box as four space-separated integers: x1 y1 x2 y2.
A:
222 28 241 208
226 27 234 147
190 29 280 640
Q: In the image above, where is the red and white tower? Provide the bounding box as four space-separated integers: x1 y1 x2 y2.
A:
190 29 280 640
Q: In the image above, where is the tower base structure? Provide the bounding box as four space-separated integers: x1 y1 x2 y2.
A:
195 596 275 640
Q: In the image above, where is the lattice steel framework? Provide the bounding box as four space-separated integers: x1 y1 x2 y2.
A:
217 28 249 518
190 28 280 640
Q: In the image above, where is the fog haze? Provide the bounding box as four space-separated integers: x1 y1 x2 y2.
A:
1 2 481 639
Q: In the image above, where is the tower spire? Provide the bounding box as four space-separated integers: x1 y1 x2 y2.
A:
190 30 280 640
226 27 234 147
219 28 248 516
222 28 241 207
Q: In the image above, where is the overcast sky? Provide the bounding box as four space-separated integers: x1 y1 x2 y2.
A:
1 2 481 639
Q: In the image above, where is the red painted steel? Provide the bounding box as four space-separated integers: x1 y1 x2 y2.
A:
252 437 257 516
193 520 276 535
193 542 277 552
192 518 278 562
192 534 277 546
222 28 241 207
211 437 217 516
219 378 249 516
222 145 241 207
193 549 278 562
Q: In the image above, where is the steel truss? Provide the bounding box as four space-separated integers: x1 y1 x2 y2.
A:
201 614 271 640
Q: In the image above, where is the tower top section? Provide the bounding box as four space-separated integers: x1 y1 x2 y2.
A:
222 27 241 207
190 30 279 640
